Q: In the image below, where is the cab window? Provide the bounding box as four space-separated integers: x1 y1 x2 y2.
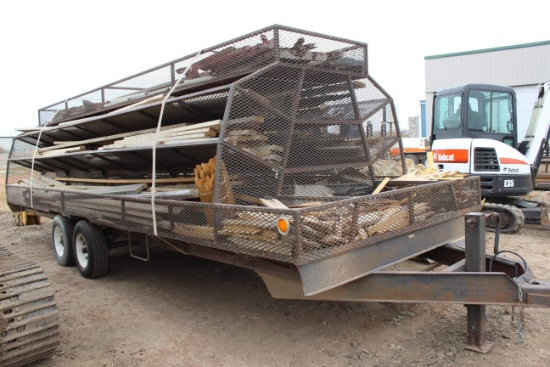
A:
469 90 513 133
434 93 461 131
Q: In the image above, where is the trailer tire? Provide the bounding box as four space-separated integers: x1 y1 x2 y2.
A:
51 215 76 266
73 221 108 279
404 154 420 164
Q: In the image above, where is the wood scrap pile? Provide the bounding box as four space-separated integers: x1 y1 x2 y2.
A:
367 159 403 178
224 116 284 167
357 204 409 239
391 170 467 183
220 211 290 255
355 201 434 240
218 199 351 256
179 34 345 80
215 198 291 257
51 100 103 122
214 190 441 257
295 198 433 247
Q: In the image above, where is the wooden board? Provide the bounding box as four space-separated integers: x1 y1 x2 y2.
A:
260 198 289 209
63 183 148 195
39 122 192 153
372 177 390 194
55 177 196 184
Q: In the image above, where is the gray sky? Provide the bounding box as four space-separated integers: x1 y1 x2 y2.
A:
1 0 547 136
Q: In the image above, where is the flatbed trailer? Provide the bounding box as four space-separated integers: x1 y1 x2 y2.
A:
5 25 550 353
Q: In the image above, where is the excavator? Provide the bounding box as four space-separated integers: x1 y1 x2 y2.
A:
430 81 550 233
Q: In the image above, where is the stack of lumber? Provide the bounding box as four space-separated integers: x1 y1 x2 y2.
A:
31 120 221 157
100 120 221 150
194 156 235 223
32 117 269 158
194 157 217 204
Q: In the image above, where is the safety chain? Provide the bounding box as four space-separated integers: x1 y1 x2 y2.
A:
513 279 525 344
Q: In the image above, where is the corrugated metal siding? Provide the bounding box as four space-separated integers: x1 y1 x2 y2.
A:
425 44 550 92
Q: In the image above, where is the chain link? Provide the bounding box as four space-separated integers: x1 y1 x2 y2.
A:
514 279 525 344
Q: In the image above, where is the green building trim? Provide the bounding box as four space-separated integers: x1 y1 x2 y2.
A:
425 40 550 60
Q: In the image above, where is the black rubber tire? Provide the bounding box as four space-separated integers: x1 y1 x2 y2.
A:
51 215 76 266
73 221 108 279
404 154 420 164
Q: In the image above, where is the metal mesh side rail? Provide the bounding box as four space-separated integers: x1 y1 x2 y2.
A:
5 177 481 265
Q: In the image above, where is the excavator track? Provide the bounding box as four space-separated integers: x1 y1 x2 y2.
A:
482 202 525 233
0 247 60 367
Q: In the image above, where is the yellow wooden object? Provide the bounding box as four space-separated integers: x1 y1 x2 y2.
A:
14 210 41 226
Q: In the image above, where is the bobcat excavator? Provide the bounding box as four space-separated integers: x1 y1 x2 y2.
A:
430 81 550 233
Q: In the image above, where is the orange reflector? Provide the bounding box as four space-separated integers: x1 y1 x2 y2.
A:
432 149 469 163
277 216 290 235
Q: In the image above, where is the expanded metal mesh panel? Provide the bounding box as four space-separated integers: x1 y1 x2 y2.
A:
5 162 39 185
218 61 401 201
5 178 481 265
291 178 480 263
9 138 40 160
38 25 364 126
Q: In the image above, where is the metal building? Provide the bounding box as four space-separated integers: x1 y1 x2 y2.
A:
424 40 550 141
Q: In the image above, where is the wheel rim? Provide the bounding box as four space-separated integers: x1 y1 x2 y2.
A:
53 226 65 257
75 233 89 268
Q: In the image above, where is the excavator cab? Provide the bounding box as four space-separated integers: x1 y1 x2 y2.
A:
431 84 518 148
430 83 549 232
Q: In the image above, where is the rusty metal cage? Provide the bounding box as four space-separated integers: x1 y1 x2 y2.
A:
7 25 482 266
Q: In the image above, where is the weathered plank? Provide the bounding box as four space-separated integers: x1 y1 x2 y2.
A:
56 177 196 184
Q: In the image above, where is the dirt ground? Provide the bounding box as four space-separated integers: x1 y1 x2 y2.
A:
2 191 550 367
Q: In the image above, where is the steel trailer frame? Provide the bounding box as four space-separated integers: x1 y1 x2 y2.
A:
5 25 550 353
